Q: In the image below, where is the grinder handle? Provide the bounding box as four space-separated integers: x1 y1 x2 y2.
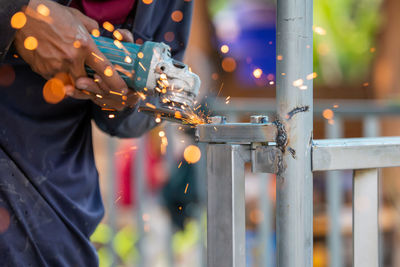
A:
85 36 141 89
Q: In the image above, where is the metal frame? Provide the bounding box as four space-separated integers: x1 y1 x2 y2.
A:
196 0 400 266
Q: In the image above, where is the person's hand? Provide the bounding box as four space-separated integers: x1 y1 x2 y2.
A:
70 29 140 111
14 0 136 110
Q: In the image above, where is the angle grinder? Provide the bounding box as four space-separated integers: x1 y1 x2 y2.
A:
85 36 201 124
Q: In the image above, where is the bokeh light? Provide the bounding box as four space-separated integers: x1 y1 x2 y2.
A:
91 29 100 38
253 68 263 79
322 109 334 120
221 57 237 72
24 36 38 50
37 4 50 16
11 12 27 29
164 32 175 42
183 145 201 164
103 21 114 32
142 0 153 4
171 10 183 22
104 66 113 77
220 45 229 54
43 78 66 104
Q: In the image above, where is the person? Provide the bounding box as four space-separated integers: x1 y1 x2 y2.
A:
0 0 193 265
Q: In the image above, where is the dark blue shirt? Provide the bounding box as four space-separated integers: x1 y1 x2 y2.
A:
0 0 193 265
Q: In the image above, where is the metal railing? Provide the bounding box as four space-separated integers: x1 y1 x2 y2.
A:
195 0 400 266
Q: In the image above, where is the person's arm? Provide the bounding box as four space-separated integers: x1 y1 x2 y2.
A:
0 0 29 60
89 0 194 138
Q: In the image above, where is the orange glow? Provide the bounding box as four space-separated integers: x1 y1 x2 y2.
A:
142 0 153 4
104 66 113 77
91 29 100 37
370 47 376 53
313 26 326 35
277 55 283 61
24 36 38 50
114 40 123 49
43 78 66 104
159 131 165 137
221 57 237 72
322 109 334 120
124 56 132 63
73 40 81 48
164 32 175 42
37 4 50 16
175 111 182 119
306 72 318 80
113 30 123 41
292 79 304 87
109 114 115 119
220 45 229 54
146 103 156 109
184 183 189 194
11 12 27 29
137 52 144 59
103 21 114 32
253 68 263 79
211 73 219 80
171 10 183 22
155 117 161 123
183 145 201 164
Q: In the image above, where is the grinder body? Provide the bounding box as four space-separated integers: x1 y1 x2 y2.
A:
86 36 200 110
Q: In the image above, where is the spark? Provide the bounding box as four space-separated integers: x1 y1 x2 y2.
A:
155 117 161 123
104 66 113 77
277 55 283 61
333 104 339 108
142 0 153 4
146 103 156 109
73 40 81 48
124 56 132 63
109 114 115 119
96 94 103 98
114 196 121 203
269 81 275 85
137 52 144 59
159 131 165 137
101 108 116 111
139 62 146 71
114 64 132 78
113 30 123 41
91 52 104 62
109 90 123 96
178 161 182 168
306 72 318 80
91 29 100 37
184 183 189 194
103 21 114 32
299 85 308 90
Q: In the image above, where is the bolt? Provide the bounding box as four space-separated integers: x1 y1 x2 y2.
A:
209 116 226 124
250 115 269 124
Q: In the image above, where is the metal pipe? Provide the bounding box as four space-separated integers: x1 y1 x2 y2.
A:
276 0 314 265
325 117 344 267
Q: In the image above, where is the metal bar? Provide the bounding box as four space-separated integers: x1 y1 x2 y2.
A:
258 173 274 267
207 144 249 267
196 123 277 143
276 0 313 265
353 168 379 267
134 137 147 267
312 137 400 171
325 117 344 267
363 115 380 137
107 137 118 267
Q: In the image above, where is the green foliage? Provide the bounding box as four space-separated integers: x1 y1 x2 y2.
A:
314 0 382 85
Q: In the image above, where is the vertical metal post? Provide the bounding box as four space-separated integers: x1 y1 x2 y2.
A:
207 144 247 267
276 0 314 266
325 117 344 267
107 137 118 267
352 168 379 267
259 173 274 267
134 136 147 267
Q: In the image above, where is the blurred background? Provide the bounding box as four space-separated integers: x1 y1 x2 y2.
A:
90 0 400 266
